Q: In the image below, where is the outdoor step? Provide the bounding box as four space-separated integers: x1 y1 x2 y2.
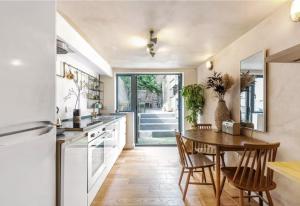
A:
139 130 176 138
139 123 178 130
139 113 176 119
140 118 178 124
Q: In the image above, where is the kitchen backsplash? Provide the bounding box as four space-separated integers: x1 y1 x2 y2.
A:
56 54 99 120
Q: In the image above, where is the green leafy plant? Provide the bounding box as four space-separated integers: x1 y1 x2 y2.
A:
137 75 161 94
182 84 205 127
120 75 162 94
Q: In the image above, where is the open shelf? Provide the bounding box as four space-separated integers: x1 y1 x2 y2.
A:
266 44 300 63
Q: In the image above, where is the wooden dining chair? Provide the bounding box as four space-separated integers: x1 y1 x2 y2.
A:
220 143 280 206
175 132 216 200
194 124 226 168
235 126 254 203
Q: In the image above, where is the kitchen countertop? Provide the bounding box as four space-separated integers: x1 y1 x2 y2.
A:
56 130 87 144
62 114 125 131
56 113 126 144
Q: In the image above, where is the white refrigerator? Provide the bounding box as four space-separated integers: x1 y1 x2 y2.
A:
0 1 56 206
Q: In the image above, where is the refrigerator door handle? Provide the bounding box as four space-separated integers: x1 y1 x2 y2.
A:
0 121 55 147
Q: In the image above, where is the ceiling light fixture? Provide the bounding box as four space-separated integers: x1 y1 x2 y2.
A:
290 0 300 22
147 30 158 57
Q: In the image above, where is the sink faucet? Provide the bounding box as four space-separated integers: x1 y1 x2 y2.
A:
92 103 100 118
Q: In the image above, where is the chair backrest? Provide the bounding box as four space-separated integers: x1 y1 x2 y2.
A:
194 124 212 149
233 143 280 189
175 132 193 168
195 123 212 130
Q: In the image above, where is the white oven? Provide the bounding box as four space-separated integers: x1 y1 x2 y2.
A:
87 127 106 192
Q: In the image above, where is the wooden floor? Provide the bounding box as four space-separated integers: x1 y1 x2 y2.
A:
92 147 259 206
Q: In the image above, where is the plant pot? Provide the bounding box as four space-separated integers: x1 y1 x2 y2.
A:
198 113 204 124
191 123 198 129
73 109 81 128
215 100 230 132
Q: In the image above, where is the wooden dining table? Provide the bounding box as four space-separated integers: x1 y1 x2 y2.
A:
181 129 267 206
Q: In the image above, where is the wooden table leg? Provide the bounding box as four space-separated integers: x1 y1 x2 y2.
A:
215 146 221 206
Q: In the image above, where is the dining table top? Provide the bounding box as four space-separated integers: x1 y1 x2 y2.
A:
181 129 267 149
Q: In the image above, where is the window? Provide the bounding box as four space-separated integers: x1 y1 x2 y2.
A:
240 75 263 123
254 77 263 112
117 75 132 112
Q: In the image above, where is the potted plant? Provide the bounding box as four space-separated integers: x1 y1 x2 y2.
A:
206 72 234 132
182 84 205 128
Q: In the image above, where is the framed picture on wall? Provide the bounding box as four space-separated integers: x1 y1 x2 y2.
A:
56 62 65 78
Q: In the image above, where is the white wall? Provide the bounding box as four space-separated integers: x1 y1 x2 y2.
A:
56 54 98 119
56 13 112 76
197 2 300 205
56 13 112 120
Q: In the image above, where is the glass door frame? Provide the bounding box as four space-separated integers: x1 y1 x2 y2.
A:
116 73 183 146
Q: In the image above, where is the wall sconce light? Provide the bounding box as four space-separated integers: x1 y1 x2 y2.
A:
206 61 213 70
290 0 300 22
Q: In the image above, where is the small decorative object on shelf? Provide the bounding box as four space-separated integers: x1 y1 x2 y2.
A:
206 72 234 132
56 106 62 127
87 75 103 108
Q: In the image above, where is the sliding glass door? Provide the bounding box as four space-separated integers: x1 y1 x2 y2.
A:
116 74 182 146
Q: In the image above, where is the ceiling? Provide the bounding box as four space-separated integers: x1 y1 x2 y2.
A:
58 0 286 69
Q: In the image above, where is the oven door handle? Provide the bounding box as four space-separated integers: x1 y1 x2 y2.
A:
89 139 104 147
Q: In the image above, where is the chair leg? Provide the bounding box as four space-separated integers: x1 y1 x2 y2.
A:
178 167 184 185
220 176 226 195
208 166 216 195
248 191 251 203
183 169 192 200
266 191 273 206
239 190 244 206
221 153 226 167
201 168 205 183
259 191 263 206
213 155 216 170
202 168 207 183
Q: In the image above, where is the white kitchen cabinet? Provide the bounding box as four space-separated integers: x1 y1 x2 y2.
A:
61 138 87 206
60 116 127 206
118 116 126 149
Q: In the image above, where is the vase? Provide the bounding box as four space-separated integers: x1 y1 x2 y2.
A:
198 113 204 124
215 100 230 132
73 109 81 128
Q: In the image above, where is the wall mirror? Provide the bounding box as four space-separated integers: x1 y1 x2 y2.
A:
240 50 266 132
